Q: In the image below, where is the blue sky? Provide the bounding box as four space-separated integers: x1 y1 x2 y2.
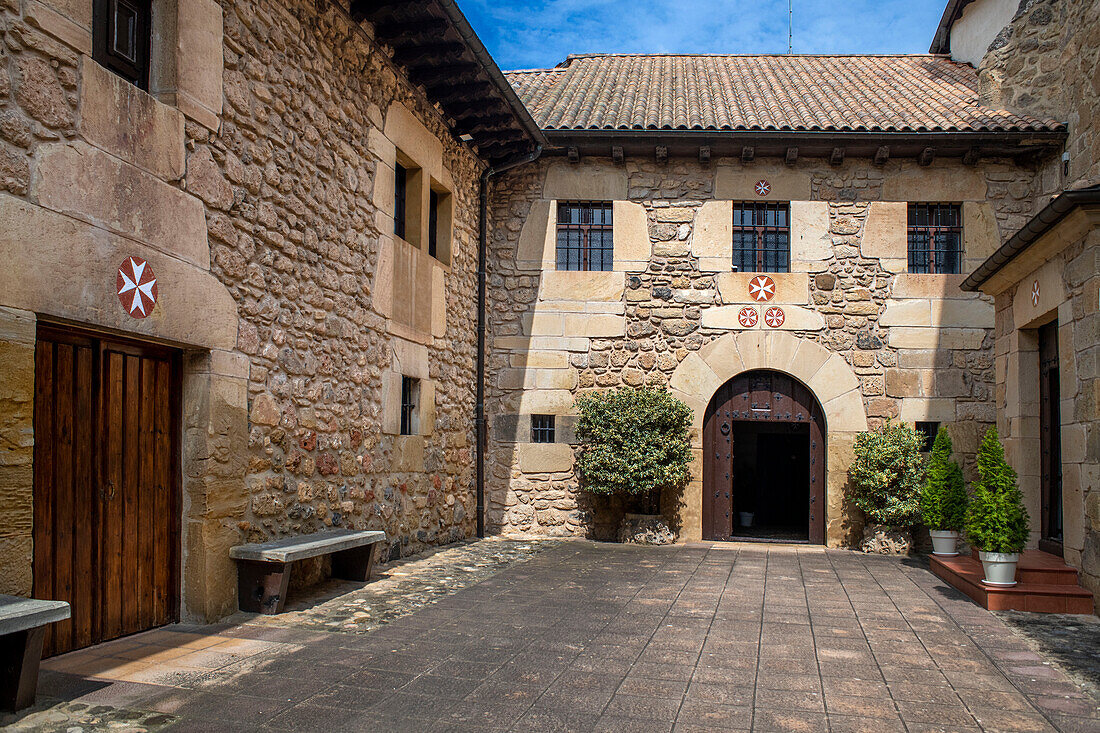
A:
460 0 950 71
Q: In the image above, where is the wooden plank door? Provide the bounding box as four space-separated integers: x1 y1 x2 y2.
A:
33 325 181 656
703 381 734 541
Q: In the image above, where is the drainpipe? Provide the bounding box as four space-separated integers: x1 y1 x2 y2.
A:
476 145 542 537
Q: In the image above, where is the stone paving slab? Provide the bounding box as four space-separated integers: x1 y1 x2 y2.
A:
4 539 1099 732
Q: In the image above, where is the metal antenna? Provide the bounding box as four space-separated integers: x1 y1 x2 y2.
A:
788 0 793 54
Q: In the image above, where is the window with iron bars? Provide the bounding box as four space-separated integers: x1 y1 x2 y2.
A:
908 203 962 274
531 415 556 444
556 202 613 271
400 376 419 436
731 202 790 273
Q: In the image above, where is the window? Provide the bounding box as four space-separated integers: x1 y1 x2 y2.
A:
731 202 790 273
428 189 439 259
531 415 556 444
93 0 152 89
557 202 613 271
394 163 408 240
400 376 419 436
908 204 962 274
915 422 939 452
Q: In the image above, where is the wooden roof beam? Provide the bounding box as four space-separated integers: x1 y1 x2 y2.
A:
785 146 798 165
830 147 845 166
741 146 755 163
874 145 890 165
918 147 935 166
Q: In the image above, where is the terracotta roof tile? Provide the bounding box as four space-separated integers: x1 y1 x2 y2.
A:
505 54 1064 134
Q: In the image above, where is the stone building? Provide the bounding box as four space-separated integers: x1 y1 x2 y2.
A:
0 0 542 654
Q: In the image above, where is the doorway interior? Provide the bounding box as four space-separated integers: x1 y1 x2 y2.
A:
730 421 810 542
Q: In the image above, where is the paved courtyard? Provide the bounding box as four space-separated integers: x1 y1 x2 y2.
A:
4 540 1099 732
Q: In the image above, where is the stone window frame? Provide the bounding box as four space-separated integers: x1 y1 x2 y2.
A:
730 201 791 274
400 375 420 436
531 414 556 443
906 202 964 275
555 201 615 271
93 0 153 90
390 147 454 267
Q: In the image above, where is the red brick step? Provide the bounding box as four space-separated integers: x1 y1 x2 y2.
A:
930 550 1095 614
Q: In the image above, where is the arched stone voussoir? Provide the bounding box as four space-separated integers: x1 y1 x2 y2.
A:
821 389 869 433
809 353 861 405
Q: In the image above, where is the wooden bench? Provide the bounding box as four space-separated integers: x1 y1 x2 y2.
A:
230 529 386 614
0 595 70 711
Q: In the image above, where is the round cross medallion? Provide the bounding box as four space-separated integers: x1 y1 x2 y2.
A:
738 306 758 328
748 275 776 302
764 306 786 328
755 180 771 197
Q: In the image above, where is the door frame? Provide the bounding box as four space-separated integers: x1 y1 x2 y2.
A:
34 321 183 655
702 369 826 544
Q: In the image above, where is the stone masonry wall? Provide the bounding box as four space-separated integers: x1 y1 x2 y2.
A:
203 0 482 558
979 0 1100 194
487 156 1038 541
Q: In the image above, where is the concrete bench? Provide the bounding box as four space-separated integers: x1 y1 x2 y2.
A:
0 595 70 711
230 529 386 614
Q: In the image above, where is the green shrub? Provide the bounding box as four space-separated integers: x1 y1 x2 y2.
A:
965 427 1030 553
848 420 926 526
574 387 693 512
920 426 968 531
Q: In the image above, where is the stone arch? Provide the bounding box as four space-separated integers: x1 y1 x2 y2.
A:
667 331 867 545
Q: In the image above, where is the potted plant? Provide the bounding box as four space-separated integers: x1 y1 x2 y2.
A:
965 427 1030 586
848 420 925 554
920 425 968 556
575 386 692 544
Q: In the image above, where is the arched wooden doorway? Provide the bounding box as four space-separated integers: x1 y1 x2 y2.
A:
702 370 825 543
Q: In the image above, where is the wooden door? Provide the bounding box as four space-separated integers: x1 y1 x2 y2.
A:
702 370 825 543
33 325 181 656
1038 321 1062 555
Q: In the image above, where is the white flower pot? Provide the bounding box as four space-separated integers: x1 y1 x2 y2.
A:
739 512 754 527
978 551 1019 586
929 530 959 556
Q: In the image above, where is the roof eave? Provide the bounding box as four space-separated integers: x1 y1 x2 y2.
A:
929 0 978 54
961 185 1100 292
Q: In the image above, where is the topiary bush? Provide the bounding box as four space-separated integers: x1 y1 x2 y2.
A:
574 386 693 514
920 425 968 531
848 420 926 526
965 427 1030 554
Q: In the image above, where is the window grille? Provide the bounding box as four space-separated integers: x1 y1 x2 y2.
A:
400 376 419 436
731 203 790 273
915 422 939 452
556 202 613 271
531 415 556 444
394 164 408 240
93 0 151 89
908 204 962 274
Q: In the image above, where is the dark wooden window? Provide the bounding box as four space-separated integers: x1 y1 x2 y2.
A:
908 203 962 274
394 164 408 240
531 415 555 444
915 421 939 452
400 376 419 436
557 202 613 271
731 203 790 272
428 189 439 259
93 0 151 89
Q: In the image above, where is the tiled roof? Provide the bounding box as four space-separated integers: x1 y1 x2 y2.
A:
505 54 1064 134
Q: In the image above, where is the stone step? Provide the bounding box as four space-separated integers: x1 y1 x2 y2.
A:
931 552 1094 614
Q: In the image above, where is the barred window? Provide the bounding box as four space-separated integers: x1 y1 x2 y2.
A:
531 415 555 444
908 204 962 274
915 421 939 452
556 202 613 271
400 376 419 436
732 203 790 273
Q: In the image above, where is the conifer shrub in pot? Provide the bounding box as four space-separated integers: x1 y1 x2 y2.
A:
575 387 692 544
965 427 1030 586
848 420 926 554
920 425 968 556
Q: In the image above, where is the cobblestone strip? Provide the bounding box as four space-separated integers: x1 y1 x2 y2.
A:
995 611 1100 702
0 702 177 732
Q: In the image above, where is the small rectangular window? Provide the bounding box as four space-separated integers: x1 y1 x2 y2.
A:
428 189 439 259
732 202 790 273
557 202 613 271
93 0 151 89
400 376 419 436
394 164 408 240
915 421 939 452
531 415 556 444
908 204 961 274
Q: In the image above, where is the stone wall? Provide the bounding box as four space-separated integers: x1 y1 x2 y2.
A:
486 156 1036 543
0 0 483 619
978 0 1100 193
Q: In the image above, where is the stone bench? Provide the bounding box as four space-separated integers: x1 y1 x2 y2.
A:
0 594 70 711
230 529 386 614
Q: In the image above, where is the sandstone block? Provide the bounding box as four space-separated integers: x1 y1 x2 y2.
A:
887 327 986 350
790 201 832 268
716 272 809 305
543 162 627 200
715 165 810 201
562 313 625 337
174 0 224 129
518 443 574 474
26 1 91 54
860 202 906 267
612 200 650 268
692 200 732 264
539 271 625 302
885 369 921 398
899 398 956 423
669 352 720 398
